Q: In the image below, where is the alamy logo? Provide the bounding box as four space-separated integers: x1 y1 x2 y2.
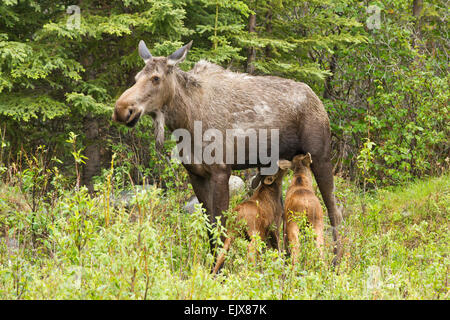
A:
366 5 381 30
171 121 280 175
67 5 81 30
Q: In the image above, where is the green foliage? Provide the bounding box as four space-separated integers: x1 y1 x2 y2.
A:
0 163 448 299
0 0 448 300
357 138 377 190
0 0 199 179
0 0 447 187
324 0 449 185
363 62 449 183
0 94 68 121
238 0 368 83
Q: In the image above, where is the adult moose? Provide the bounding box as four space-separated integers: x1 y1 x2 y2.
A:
112 40 342 263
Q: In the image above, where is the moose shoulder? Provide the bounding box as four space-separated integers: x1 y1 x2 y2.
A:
113 40 342 262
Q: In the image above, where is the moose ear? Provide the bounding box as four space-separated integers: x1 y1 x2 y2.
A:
263 175 276 185
250 173 262 189
138 40 152 63
167 41 193 66
301 153 313 166
277 160 292 170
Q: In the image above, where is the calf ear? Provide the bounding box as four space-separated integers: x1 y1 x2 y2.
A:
138 40 152 63
167 41 193 66
251 173 262 189
277 160 292 170
263 175 276 185
301 153 313 166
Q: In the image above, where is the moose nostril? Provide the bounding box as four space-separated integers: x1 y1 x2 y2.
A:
125 108 133 121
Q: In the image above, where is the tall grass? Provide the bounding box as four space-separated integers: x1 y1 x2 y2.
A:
0 161 448 299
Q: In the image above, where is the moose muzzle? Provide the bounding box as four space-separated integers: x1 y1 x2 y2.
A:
112 99 142 128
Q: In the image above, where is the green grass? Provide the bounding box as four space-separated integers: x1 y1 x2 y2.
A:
0 173 448 299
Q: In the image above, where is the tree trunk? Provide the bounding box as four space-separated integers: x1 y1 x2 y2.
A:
412 0 423 17
264 10 272 58
412 0 423 49
324 49 337 100
82 115 101 193
246 13 257 74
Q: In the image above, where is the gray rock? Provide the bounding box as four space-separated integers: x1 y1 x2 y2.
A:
112 184 157 208
183 195 201 214
183 175 246 214
0 237 19 252
229 175 246 196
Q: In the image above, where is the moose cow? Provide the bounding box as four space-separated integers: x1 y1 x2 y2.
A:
112 40 342 263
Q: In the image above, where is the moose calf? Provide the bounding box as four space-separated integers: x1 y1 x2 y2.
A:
278 153 324 264
212 169 286 274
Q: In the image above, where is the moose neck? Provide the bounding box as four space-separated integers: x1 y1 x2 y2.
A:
164 68 202 132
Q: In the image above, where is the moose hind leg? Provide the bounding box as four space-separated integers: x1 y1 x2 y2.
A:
310 159 343 265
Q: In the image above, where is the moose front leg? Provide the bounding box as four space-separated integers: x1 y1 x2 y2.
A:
209 165 231 228
188 165 230 273
187 171 212 215
185 163 231 235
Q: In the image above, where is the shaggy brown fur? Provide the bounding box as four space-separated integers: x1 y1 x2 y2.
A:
212 169 286 274
278 153 324 265
113 41 342 263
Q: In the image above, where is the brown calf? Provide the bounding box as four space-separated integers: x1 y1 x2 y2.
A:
212 169 286 274
278 153 324 264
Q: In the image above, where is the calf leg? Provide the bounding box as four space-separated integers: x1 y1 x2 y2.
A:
247 231 263 265
314 223 324 258
268 228 280 251
212 237 232 274
247 237 257 265
286 219 300 265
310 212 324 258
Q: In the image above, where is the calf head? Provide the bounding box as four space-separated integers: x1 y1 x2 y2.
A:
278 153 313 183
252 167 287 190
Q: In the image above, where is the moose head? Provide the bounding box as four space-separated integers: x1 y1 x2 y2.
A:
112 40 193 128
